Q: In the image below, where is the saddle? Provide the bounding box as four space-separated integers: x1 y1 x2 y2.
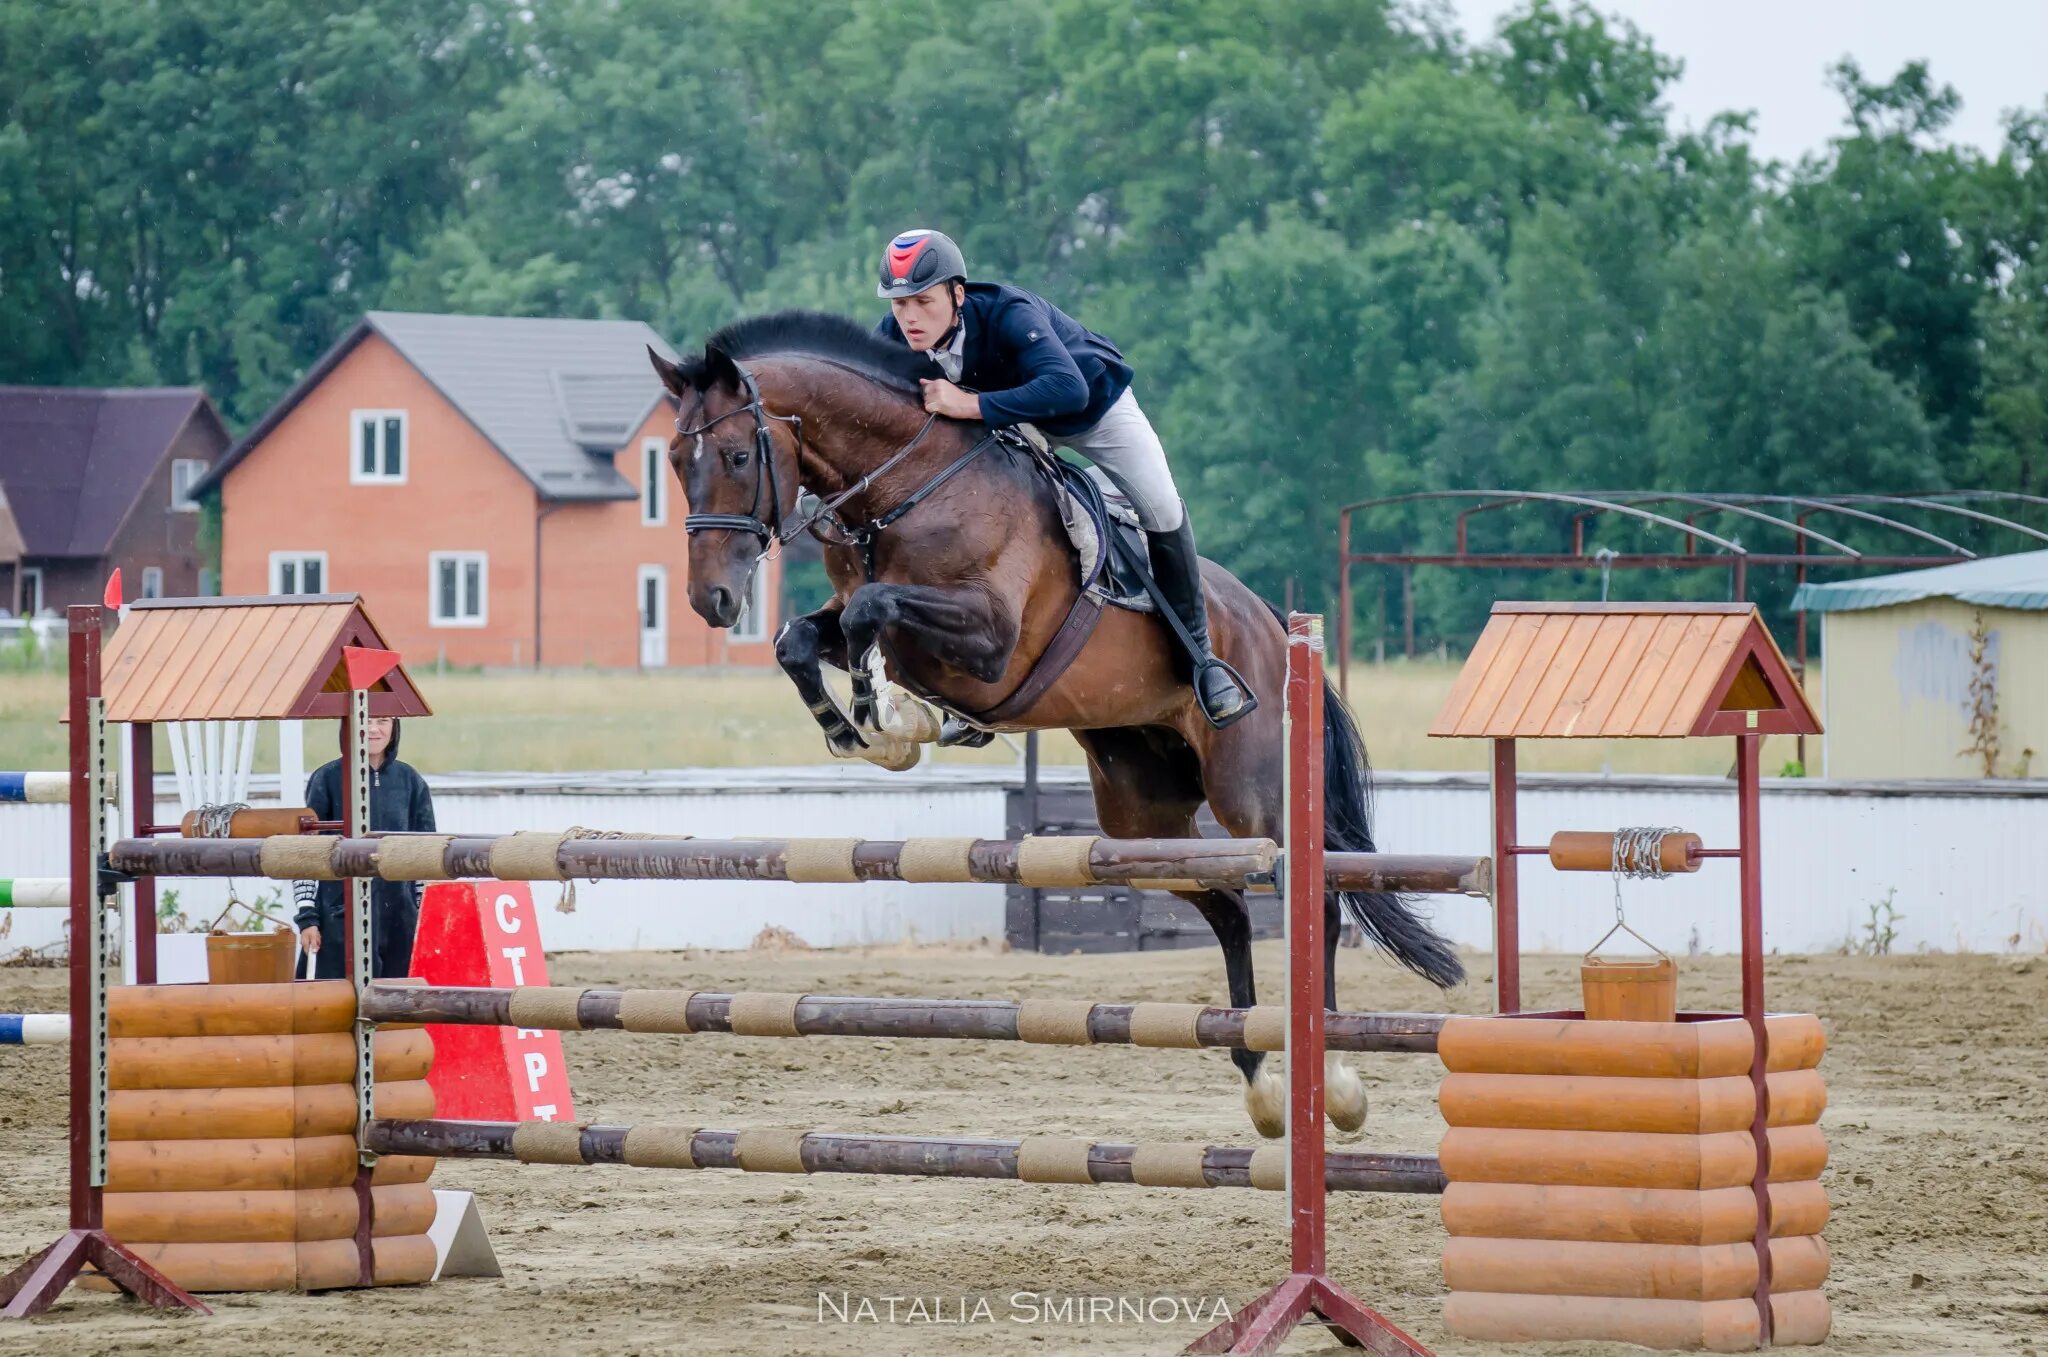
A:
1000 429 1154 614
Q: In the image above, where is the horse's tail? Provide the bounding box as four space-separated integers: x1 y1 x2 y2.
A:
1320 676 1465 989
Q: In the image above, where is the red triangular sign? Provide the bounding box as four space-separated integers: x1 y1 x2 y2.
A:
103 569 122 609
341 645 402 692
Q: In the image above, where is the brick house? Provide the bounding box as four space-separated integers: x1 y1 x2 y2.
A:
0 386 228 617
190 312 778 669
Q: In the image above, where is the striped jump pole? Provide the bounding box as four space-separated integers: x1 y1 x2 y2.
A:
364 1120 1448 1195
105 834 1490 897
0 878 69 909
360 983 1450 1053
0 1014 68 1045
0 773 66 804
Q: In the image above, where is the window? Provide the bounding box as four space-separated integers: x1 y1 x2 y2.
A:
730 564 769 643
140 566 164 600
641 438 666 526
430 552 487 627
350 410 407 483
197 567 218 598
20 567 44 616
270 552 326 595
637 564 668 668
169 459 207 511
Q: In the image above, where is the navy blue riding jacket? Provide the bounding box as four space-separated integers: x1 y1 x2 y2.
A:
874 281 1133 438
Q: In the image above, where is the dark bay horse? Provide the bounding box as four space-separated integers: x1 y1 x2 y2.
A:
649 311 1462 1136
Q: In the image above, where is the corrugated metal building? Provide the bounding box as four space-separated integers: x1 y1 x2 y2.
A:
1793 551 2048 779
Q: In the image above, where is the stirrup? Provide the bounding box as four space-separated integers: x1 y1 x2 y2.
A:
938 716 996 748
1193 658 1258 730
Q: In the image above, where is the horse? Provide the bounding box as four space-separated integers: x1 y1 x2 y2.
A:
648 311 1463 1136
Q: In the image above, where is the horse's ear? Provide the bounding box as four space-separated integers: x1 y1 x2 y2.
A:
648 346 695 399
703 344 743 393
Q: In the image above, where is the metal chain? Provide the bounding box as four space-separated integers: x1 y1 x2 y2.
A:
1610 825 1680 924
191 801 250 838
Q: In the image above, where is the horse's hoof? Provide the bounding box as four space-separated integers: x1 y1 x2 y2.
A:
1326 1055 1367 1136
1245 1060 1286 1139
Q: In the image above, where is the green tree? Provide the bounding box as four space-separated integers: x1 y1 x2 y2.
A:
1785 61 1984 456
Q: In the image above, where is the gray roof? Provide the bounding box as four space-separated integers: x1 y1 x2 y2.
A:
0 386 224 557
194 312 677 503
1791 549 2048 614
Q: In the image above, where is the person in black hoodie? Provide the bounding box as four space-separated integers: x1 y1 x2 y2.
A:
293 715 435 979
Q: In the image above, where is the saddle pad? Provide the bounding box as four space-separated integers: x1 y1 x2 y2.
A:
1031 448 1152 614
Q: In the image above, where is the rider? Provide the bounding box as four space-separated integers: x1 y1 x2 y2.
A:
872 228 1250 727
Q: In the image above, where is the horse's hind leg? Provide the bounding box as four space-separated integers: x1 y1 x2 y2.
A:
1071 728 1281 1137
1197 694 1369 1136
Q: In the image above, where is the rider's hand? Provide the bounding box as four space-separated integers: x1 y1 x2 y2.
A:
300 925 321 954
920 378 981 421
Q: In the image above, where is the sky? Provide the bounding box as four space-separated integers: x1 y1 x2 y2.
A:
1443 0 2048 164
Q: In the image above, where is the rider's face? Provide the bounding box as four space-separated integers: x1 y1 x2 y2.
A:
890 283 961 351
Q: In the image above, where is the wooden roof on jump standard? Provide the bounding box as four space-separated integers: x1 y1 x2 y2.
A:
1429 602 1822 741
99 594 431 724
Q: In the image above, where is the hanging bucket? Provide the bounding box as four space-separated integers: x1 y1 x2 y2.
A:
1580 952 1678 1022
205 926 298 985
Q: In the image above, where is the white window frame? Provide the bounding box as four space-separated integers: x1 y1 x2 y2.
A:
349 409 409 484
140 566 164 599
429 551 489 628
169 458 207 511
20 566 45 616
730 564 769 643
637 564 668 668
268 551 328 596
641 437 667 526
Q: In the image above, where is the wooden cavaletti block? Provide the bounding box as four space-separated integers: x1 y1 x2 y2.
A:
84 980 438 1293
1438 1014 1830 1351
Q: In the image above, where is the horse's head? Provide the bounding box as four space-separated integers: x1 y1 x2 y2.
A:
648 344 800 630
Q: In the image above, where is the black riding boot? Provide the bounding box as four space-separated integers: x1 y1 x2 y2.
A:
1147 513 1252 727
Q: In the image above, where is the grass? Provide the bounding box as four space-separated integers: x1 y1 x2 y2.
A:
0 662 1812 776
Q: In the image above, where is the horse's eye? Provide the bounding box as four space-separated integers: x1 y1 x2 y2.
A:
727 444 751 469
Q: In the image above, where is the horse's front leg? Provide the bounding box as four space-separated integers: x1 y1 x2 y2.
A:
774 606 868 756
840 581 1016 729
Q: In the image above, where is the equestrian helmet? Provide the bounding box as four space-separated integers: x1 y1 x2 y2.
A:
877 229 967 299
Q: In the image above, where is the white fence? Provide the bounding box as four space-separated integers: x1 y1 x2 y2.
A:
0 767 2040 959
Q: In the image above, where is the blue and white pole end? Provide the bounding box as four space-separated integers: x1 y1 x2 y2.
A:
0 773 67 804
0 1014 68 1045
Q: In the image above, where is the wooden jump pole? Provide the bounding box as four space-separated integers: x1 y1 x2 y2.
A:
363 1120 1448 1195
1186 614 1432 1357
105 834 1489 897
360 984 1451 1052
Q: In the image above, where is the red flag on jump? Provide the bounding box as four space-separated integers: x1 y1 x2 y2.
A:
341 645 402 691
102 569 122 609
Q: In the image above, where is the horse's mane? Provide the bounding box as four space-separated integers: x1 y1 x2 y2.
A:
701 309 929 397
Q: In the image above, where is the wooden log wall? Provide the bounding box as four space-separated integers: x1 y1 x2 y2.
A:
82 980 441 1294
1435 1013 1833 1350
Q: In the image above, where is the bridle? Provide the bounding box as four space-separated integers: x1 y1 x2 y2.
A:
678 367 801 549
677 358 996 579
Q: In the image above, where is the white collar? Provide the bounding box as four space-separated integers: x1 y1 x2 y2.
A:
934 316 967 381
